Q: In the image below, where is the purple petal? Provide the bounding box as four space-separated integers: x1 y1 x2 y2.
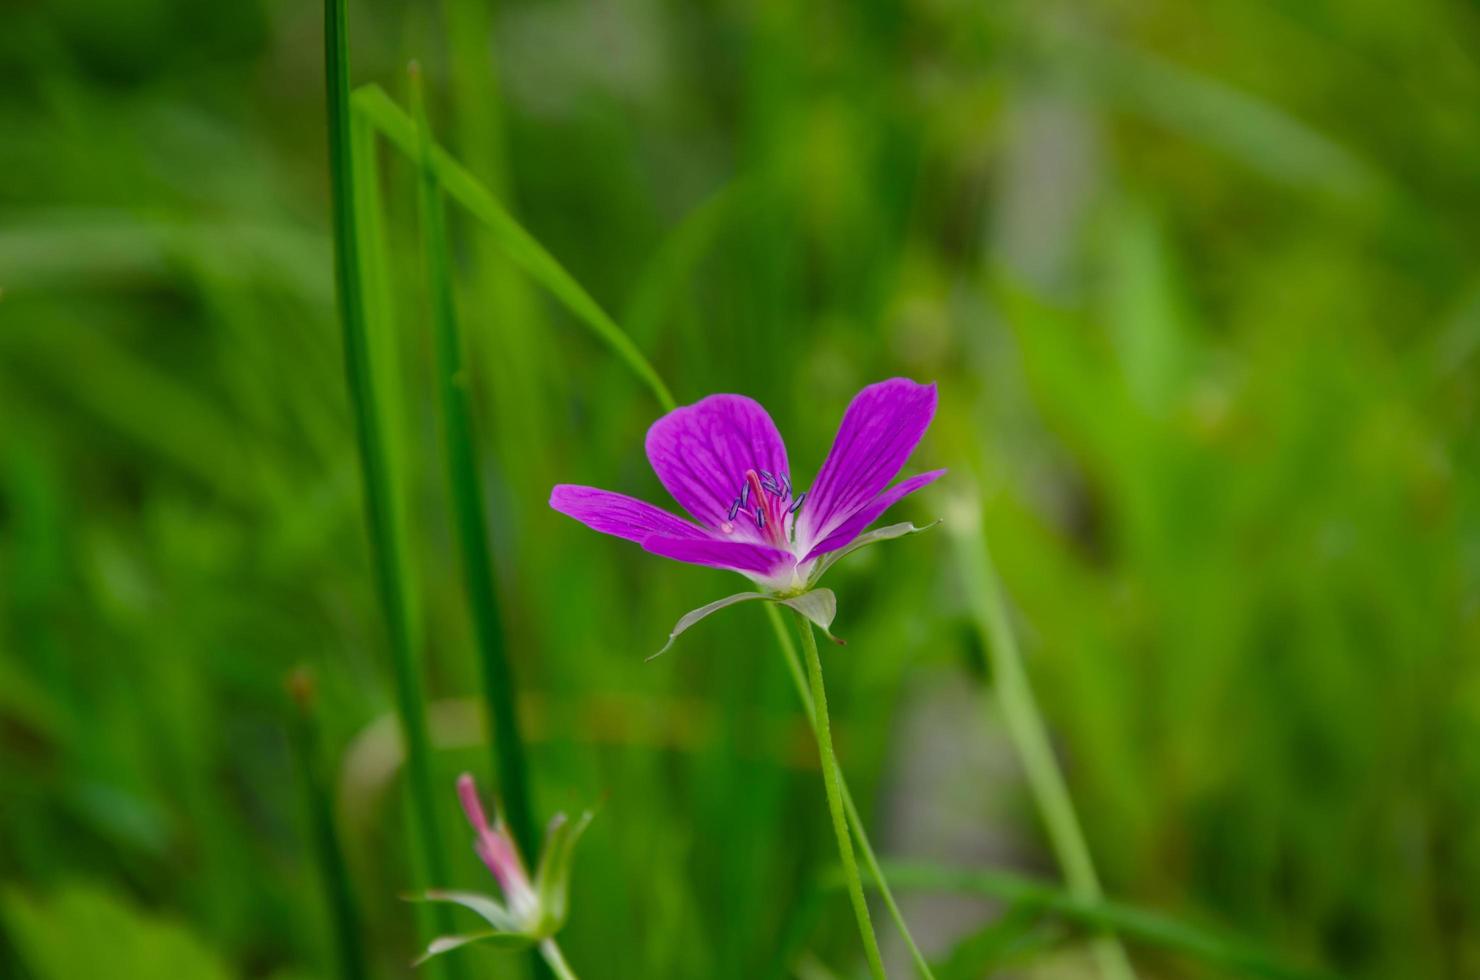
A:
795 378 938 553
550 485 707 544
640 534 795 581
645 394 789 538
801 469 945 563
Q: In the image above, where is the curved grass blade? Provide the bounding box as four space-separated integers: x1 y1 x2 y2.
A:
351 83 675 413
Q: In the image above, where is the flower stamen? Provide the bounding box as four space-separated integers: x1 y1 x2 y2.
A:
731 468 794 547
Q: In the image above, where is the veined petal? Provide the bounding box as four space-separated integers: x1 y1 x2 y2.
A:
645 394 789 539
796 379 937 553
550 485 707 544
801 469 945 563
640 534 795 582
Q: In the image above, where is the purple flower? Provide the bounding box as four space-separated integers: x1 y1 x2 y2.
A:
551 379 943 650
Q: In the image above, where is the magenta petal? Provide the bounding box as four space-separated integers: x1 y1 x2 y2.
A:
550 485 707 544
640 534 795 580
645 394 789 537
796 378 938 552
456 773 491 834
801 469 946 563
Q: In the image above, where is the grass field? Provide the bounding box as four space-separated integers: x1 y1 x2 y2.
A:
2 0 1478 977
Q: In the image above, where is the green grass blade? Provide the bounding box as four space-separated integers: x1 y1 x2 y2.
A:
947 496 1136 980
350 88 423 650
351 83 676 413
836 863 1337 980
408 60 539 867
322 3 462 976
441 0 555 529
287 671 370 980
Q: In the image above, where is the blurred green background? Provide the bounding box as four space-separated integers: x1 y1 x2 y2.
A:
2 0 1478 977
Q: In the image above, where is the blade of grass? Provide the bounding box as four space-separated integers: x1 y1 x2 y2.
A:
410 67 548 980
442 0 556 524
350 91 422 650
945 494 1135 980
829 862 1336 980
408 57 538 880
287 670 370 980
322 2 463 976
351 83 676 413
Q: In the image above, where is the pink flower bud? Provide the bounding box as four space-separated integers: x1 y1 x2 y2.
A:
456 773 537 920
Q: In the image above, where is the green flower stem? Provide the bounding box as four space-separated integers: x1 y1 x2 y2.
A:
765 605 935 979
949 507 1136 980
322 2 462 977
539 939 578 980
792 610 888 980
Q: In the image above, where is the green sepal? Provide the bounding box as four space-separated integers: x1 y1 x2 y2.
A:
408 889 521 931
413 929 536 967
807 520 941 586
649 588 838 659
779 589 838 639
531 809 596 935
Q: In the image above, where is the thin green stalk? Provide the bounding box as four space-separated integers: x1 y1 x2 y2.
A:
322 3 462 976
349 91 421 649
351 84 676 413
287 671 369 980
948 505 1136 980
409 62 538 862
410 67 548 980
793 611 887 980
765 605 935 979
539 939 579 980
